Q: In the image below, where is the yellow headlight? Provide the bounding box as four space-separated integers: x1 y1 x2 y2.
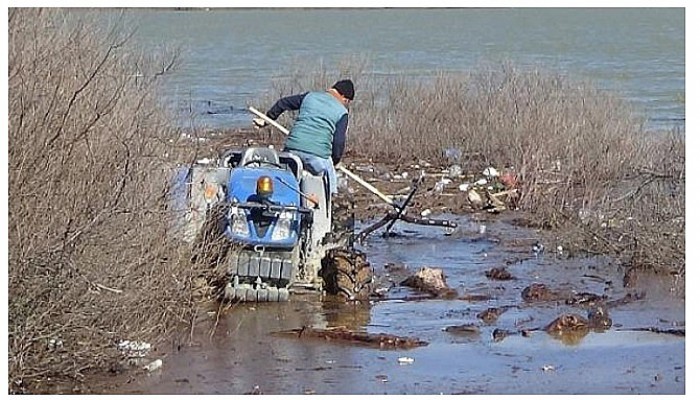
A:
256 176 274 197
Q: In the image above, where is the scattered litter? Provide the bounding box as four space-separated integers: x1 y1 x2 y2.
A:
542 364 556 372
483 166 500 178
532 242 545 256
420 209 432 217
375 374 389 382
479 224 487 234
467 189 483 208
433 181 445 193
397 356 415 365
196 157 212 165
444 148 462 163
447 164 463 178
47 338 63 351
433 177 452 193
458 183 470 192
475 178 488 186
144 359 163 372
499 171 518 188
118 340 151 358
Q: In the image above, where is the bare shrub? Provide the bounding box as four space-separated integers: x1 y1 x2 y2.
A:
8 9 208 393
259 59 684 282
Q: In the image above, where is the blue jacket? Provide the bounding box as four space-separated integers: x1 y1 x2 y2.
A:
266 91 348 163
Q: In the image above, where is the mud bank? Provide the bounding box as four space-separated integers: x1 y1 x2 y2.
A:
89 213 684 395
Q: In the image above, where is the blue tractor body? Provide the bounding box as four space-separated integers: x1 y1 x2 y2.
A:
224 166 304 248
171 146 371 302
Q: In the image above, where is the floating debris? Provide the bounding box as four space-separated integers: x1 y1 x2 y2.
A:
477 307 511 324
521 283 562 302
485 267 514 281
545 314 589 334
492 328 515 342
397 356 415 365
544 314 591 345
272 327 428 349
444 324 480 335
587 306 613 331
400 267 457 298
542 364 556 372
458 293 493 302
565 292 607 306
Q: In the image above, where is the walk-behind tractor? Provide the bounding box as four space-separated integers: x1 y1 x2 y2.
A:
171 108 458 303
171 145 373 302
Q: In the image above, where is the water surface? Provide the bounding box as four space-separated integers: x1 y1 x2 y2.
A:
121 8 685 131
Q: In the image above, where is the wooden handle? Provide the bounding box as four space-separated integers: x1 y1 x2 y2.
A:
249 106 290 135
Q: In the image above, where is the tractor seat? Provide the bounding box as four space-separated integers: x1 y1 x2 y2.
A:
239 147 280 167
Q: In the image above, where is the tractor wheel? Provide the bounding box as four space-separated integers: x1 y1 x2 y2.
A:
321 248 373 301
328 190 355 250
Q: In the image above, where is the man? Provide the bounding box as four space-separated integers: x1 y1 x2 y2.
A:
253 79 354 195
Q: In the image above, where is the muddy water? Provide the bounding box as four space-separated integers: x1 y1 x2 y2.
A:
117 214 684 395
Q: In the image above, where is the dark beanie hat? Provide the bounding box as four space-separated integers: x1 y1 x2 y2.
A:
332 79 355 100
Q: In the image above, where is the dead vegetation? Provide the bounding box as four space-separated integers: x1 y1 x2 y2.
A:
7 9 214 393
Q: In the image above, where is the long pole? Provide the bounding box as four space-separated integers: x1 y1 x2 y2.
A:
248 106 396 206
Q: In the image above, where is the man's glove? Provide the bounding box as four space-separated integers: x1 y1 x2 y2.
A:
252 117 267 128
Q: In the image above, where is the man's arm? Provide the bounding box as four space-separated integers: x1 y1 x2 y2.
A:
266 92 308 120
331 114 348 165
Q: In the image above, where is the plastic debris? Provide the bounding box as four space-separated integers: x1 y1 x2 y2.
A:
542 364 556 372
118 340 151 358
467 189 483 208
48 338 64 351
532 242 545 256
397 356 415 365
420 209 432 217
444 147 462 163
458 183 470 192
144 359 163 372
447 164 463 178
482 166 500 178
475 178 488 186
